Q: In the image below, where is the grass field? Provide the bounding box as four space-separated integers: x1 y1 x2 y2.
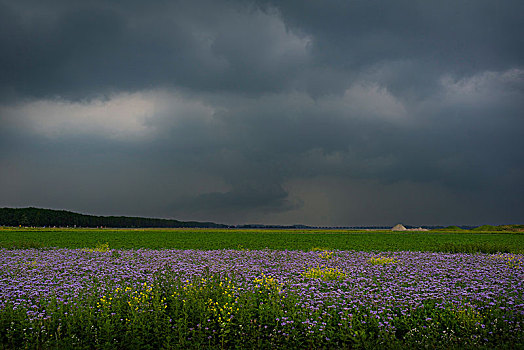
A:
1 227 523 254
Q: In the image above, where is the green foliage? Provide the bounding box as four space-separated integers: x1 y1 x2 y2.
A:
472 224 524 232
393 301 522 349
473 225 499 231
0 240 46 249
438 242 515 254
497 224 524 232
432 226 458 232
1 228 523 254
0 228 521 254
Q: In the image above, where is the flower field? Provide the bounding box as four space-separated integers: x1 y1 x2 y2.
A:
1 248 523 349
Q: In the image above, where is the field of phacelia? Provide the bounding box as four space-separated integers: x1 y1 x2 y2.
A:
1 248 522 349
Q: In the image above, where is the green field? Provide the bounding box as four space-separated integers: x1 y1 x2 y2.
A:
1 227 523 254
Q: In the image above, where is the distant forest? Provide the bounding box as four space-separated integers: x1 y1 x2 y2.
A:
1 207 522 231
0 207 228 228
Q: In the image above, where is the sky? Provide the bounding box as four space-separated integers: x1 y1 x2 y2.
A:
1 0 523 226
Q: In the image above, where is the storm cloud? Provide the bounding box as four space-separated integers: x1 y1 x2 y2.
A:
1 0 523 226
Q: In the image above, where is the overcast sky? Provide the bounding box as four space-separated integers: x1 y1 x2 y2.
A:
1 0 523 226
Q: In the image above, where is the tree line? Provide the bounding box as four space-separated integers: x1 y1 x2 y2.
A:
0 207 228 228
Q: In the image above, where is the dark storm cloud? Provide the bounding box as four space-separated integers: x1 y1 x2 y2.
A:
2 0 523 98
262 0 524 100
1 0 523 225
0 0 310 100
269 1 524 70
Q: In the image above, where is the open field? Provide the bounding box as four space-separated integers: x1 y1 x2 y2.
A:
1 248 522 349
1 227 523 254
1 228 523 348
